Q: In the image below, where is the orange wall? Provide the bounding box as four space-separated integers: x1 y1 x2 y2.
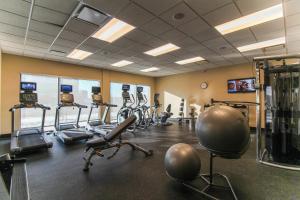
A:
155 64 258 127
1 54 155 134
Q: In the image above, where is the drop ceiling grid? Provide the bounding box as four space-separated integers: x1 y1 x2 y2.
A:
0 0 298 77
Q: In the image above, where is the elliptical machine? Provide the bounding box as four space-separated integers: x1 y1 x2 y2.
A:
150 93 173 126
134 86 151 129
9 82 53 155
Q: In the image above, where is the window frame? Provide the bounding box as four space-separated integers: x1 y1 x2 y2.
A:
20 73 100 128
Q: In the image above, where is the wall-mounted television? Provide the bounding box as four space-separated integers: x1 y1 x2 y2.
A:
228 78 256 93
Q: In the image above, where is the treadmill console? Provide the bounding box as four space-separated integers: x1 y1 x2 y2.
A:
60 85 74 104
122 84 131 101
91 87 102 104
19 82 38 105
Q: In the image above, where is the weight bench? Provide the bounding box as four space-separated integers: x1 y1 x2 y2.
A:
83 115 153 171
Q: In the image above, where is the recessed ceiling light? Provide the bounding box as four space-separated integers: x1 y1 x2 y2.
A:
144 43 180 56
67 49 93 60
140 67 160 72
175 56 205 65
237 37 286 52
215 4 283 35
92 18 135 43
111 60 133 67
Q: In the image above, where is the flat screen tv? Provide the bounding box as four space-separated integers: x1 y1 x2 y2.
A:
227 78 256 93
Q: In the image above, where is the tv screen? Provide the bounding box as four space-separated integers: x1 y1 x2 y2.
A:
228 78 256 93
122 84 130 91
61 85 73 93
20 82 36 91
137 86 143 93
92 86 101 94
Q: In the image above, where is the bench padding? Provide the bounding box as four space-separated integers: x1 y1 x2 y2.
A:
86 115 136 148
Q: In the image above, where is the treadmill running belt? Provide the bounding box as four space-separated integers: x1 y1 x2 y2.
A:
63 131 89 139
18 135 47 149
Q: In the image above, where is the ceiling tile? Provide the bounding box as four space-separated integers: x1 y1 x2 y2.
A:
251 18 285 41
132 0 181 15
0 10 27 28
172 37 199 48
159 2 197 27
284 0 300 16
35 0 78 15
224 29 256 47
184 0 232 15
203 3 241 26
28 31 55 43
112 37 135 48
236 0 281 15
117 3 155 27
287 25 300 43
84 0 130 16
59 30 86 43
0 33 24 43
142 37 165 47
126 43 151 53
286 13 300 28
83 37 108 49
287 40 300 54
0 0 30 17
30 21 61 36
78 43 98 53
177 17 210 36
125 29 153 43
192 28 221 42
32 6 68 27
26 39 49 49
140 18 173 36
65 18 99 36
1 45 24 55
159 29 186 42
0 23 25 37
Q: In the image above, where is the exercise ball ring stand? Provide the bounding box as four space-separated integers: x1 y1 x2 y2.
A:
168 152 238 200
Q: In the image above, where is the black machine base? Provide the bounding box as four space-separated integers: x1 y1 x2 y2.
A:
175 153 238 200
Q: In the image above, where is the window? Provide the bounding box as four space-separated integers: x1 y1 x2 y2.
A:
20 74 100 128
110 82 151 122
21 74 58 128
60 78 100 124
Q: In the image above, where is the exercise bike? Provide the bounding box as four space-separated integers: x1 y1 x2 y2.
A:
149 93 173 126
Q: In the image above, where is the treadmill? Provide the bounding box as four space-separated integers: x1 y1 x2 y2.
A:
54 84 93 144
9 82 53 155
86 86 117 136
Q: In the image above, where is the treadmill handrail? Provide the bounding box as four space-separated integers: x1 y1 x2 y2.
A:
9 103 50 112
57 103 87 109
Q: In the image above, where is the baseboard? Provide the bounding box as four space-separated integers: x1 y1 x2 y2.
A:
0 133 11 138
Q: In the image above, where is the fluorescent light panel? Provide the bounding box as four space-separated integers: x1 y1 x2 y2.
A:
175 56 205 65
140 67 160 72
237 37 286 52
111 60 133 67
215 4 283 35
144 43 180 56
67 49 93 60
92 18 135 43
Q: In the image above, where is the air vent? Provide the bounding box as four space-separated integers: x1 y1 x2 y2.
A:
77 6 110 26
50 50 67 56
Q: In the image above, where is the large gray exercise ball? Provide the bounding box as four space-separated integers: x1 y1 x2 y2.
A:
196 105 250 159
164 143 201 181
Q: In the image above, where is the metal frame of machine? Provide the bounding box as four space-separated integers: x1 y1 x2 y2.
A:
254 54 300 171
